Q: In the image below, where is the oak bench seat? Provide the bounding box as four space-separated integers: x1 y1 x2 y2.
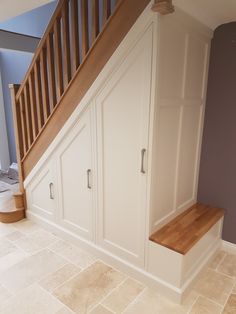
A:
149 203 225 255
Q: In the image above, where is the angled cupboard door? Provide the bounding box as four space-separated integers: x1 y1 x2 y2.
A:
96 26 153 267
56 107 95 241
26 159 57 221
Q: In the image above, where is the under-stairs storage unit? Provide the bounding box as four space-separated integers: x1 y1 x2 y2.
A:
13 0 223 304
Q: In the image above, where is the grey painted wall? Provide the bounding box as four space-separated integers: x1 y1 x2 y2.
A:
198 22 236 244
0 30 39 52
0 1 58 164
0 50 33 162
0 1 57 38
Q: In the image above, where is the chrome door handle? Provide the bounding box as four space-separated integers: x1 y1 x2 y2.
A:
141 149 146 174
87 169 92 189
49 182 54 199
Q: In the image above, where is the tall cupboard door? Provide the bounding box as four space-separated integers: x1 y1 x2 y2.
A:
96 26 153 267
56 107 95 241
26 159 57 222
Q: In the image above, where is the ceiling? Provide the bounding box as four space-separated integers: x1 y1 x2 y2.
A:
0 0 236 30
0 0 53 22
173 0 236 30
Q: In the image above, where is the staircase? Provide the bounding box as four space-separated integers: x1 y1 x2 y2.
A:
9 0 150 217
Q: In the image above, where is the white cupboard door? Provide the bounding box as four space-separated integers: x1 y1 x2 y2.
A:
26 160 56 221
96 26 153 267
56 108 94 241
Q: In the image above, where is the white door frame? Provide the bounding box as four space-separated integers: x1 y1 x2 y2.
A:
0 66 10 171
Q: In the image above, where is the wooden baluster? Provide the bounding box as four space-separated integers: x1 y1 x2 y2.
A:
47 33 57 110
34 61 44 129
28 71 38 139
71 0 80 74
9 85 24 192
92 0 99 42
103 0 111 26
62 1 71 88
19 94 28 154
54 16 64 100
81 0 89 60
40 47 50 120
24 83 33 146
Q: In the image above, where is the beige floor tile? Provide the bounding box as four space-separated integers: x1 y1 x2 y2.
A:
0 249 66 293
190 296 223 313
15 230 58 254
209 251 226 270
39 263 81 292
53 260 126 314
223 294 236 313
0 223 16 236
56 307 75 314
29 229 58 247
0 248 28 273
0 284 63 314
0 239 17 258
124 288 161 314
50 239 96 268
218 254 236 277
102 277 144 312
0 284 11 303
15 236 42 253
13 219 41 234
56 306 75 314
232 284 236 294
125 288 198 314
90 304 113 314
5 230 25 241
194 268 234 305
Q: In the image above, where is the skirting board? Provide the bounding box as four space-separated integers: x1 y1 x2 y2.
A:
222 240 236 254
27 210 221 304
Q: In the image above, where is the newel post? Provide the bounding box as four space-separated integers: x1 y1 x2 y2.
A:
9 84 24 193
152 0 175 15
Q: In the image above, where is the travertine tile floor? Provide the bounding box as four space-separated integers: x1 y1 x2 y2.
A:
0 219 235 313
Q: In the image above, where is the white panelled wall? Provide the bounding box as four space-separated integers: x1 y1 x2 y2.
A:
25 4 213 303
150 9 211 232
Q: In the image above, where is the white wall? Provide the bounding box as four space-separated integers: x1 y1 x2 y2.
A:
0 67 10 171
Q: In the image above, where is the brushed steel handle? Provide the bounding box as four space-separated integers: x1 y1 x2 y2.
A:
49 182 54 200
87 169 92 189
141 149 146 174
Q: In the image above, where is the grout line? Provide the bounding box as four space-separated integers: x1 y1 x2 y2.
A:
121 285 147 313
36 262 81 289
87 275 128 313
38 284 76 313
215 252 228 272
122 287 148 313
220 275 236 311
186 295 201 314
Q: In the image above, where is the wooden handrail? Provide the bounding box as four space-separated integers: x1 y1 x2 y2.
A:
11 0 150 182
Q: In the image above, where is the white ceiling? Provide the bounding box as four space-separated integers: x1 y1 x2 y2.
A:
0 0 53 22
173 0 236 30
0 0 236 30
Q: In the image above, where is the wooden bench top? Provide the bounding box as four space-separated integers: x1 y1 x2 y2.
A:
149 204 224 255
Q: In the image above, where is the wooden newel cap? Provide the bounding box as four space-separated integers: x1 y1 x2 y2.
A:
152 0 175 15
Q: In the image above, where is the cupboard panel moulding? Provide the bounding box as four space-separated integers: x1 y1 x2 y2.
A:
151 105 181 227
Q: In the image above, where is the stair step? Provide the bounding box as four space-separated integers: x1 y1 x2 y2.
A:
149 203 224 255
0 208 25 223
0 194 25 223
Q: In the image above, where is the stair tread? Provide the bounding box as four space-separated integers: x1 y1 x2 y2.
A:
149 203 224 255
